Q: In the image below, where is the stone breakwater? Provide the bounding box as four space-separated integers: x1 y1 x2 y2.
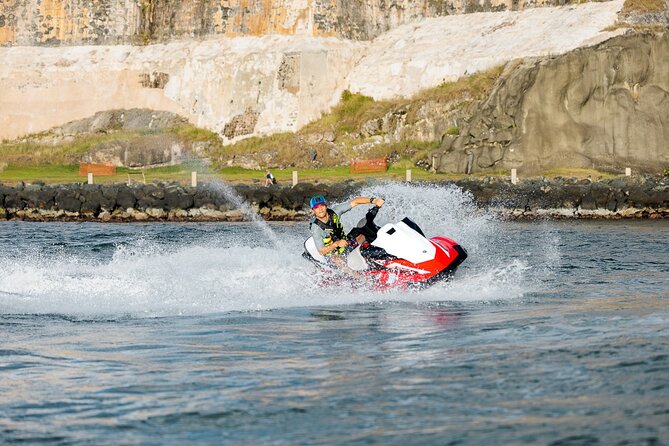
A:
0 177 667 222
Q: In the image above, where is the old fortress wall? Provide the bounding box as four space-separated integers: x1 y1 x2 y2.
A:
0 0 627 145
1 0 575 46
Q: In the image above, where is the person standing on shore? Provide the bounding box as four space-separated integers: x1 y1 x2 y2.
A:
265 169 277 186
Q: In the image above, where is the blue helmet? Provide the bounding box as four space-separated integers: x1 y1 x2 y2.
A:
310 195 327 209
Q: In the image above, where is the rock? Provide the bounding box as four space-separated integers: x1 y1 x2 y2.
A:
361 118 383 136
146 208 167 219
81 134 187 168
57 109 188 135
115 186 137 209
0 178 665 221
169 209 189 220
55 189 83 213
164 186 194 210
490 129 513 143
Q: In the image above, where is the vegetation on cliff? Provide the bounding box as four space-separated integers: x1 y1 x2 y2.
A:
613 0 669 29
0 66 504 183
207 65 504 171
622 0 667 14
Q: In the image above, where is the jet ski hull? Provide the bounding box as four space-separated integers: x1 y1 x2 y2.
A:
360 237 467 290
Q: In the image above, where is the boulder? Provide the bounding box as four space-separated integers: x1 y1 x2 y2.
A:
115 186 137 210
55 188 83 213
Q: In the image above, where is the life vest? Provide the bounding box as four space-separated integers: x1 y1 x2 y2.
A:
310 209 346 255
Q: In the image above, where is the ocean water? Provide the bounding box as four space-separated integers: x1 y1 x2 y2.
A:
1 183 668 445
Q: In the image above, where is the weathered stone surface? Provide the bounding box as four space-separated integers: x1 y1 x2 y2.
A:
80 135 187 168
0 0 604 47
0 2 624 145
347 2 624 99
0 36 362 143
115 186 137 209
57 109 187 135
164 186 194 210
433 32 669 176
55 187 83 213
80 185 103 214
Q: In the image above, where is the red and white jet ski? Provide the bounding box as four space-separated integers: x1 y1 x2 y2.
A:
303 206 467 289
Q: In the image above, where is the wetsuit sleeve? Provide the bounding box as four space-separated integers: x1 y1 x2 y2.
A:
311 224 326 251
331 202 353 216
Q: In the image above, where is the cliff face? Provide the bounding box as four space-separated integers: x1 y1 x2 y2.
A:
3 0 667 175
0 35 363 141
0 1 623 142
434 32 669 175
0 0 595 46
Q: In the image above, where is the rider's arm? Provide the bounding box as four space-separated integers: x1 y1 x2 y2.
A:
351 197 384 208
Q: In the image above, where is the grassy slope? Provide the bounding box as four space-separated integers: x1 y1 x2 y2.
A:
0 65 635 185
212 67 505 169
621 0 667 13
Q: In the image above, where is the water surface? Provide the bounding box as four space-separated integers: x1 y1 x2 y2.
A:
1 184 668 444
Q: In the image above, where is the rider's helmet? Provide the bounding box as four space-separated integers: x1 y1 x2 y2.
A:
309 195 327 209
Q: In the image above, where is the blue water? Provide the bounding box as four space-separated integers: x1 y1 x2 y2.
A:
1 184 668 445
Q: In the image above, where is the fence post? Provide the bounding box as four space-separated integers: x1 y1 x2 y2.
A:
292 171 298 187
87 172 93 185
511 168 517 185
625 167 631 177
191 171 197 187
406 169 412 182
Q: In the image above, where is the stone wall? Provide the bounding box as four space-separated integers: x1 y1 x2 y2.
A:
0 0 594 46
0 35 362 141
1 177 667 222
0 2 623 143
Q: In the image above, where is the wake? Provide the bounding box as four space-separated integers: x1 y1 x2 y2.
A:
0 183 555 317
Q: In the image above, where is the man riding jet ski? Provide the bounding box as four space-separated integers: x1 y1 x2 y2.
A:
303 195 467 289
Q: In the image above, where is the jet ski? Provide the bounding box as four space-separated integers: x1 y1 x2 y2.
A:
303 206 467 289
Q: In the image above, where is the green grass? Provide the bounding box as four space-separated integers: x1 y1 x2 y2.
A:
0 164 81 184
0 129 189 166
0 164 219 185
0 124 221 167
0 163 639 186
0 163 464 185
412 65 505 103
169 125 221 143
302 91 394 135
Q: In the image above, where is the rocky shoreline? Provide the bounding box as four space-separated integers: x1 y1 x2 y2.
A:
1 176 668 222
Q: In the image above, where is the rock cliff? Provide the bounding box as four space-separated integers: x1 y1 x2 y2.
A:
433 32 669 175
2 0 668 175
0 0 592 46
0 1 624 142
